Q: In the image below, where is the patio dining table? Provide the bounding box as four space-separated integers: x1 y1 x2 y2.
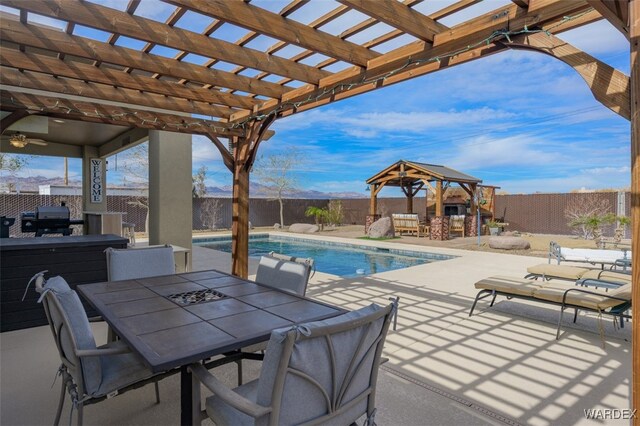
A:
77 269 344 425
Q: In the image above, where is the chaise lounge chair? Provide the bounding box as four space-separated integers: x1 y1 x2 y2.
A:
524 264 631 285
548 241 631 269
469 276 632 339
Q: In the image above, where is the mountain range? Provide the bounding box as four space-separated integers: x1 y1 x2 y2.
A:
5 176 366 199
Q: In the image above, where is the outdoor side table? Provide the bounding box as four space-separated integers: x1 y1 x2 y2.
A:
77 269 344 425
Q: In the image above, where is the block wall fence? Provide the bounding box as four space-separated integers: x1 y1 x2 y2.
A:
0 192 630 238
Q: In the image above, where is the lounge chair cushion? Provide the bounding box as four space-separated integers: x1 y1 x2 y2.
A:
474 276 543 296
580 270 631 284
533 282 629 310
526 264 591 280
560 247 630 264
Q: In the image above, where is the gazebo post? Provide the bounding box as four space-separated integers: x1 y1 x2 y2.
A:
435 180 443 216
366 183 381 233
630 0 639 419
369 183 378 216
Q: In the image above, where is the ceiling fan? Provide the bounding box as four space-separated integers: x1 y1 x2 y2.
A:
2 132 49 148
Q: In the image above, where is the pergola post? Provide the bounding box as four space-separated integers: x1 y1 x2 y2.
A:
231 135 250 278
230 118 274 279
630 0 639 420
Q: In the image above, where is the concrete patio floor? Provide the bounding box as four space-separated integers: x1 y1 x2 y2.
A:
1 232 631 425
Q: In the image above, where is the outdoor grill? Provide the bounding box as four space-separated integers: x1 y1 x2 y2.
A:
20 204 84 237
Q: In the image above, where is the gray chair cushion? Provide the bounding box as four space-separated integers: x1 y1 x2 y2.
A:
206 380 259 426
256 304 385 425
95 341 155 397
255 256 310 296
107 246 175 281
43 277 102 396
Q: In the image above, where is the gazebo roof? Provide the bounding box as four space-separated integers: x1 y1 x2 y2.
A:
366 160 482 186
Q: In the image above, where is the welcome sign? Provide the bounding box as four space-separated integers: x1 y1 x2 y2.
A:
90 158 103 203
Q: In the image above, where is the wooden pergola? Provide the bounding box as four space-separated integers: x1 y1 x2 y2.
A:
0 0 638 415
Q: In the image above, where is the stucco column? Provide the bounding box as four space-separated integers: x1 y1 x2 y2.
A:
81 146 107 234
148 131 192 259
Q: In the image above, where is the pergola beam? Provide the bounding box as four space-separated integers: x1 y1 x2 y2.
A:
507 32 630 120
0 108 31 132
4 0 329 85
0 48 256 111
167 0 378 67
1 67 235 119
0 17 287 99
0 90 242 138
587 0 630 39
232 0 592 122
338 0 448 42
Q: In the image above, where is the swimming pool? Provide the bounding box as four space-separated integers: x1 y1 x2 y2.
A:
194 234 454 278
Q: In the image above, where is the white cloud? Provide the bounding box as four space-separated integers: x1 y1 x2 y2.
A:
560 20 629 56
192 136 224 164
580 166 630 175
276 107 516 137
441 134 560 170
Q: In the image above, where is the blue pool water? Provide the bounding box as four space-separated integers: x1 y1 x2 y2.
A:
194 235 453 278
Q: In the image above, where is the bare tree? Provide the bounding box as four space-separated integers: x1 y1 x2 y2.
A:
200 198 222 230
193 165 208 198
0 153 29 192
118 143 150 232
564 193 612 239
254 150 302 227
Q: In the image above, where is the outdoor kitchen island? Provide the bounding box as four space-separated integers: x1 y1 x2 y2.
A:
0 234 127 332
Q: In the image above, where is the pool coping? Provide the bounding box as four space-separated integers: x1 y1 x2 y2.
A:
192 232 457 262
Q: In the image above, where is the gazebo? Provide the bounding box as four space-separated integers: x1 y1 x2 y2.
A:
366 160 497 240
0 1 638 412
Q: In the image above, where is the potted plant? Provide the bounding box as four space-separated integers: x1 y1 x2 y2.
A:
486 220 500 236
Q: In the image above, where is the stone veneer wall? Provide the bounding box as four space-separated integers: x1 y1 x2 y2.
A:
464 215 478 237
430 216 449 241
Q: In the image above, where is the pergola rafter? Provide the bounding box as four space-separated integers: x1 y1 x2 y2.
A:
0 1 638 414
0 89 241 138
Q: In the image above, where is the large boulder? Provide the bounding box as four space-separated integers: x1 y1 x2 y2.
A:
488 236 530 250
368 217 395 239
289 223 319 234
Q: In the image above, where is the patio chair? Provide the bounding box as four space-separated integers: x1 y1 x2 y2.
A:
190 302 395 426
449 215 465 238
254 251 314 296
32 272 162 426
239 252 316 379
105 245 175 281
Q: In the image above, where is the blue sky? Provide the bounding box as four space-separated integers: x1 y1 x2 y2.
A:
2 0 631 196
